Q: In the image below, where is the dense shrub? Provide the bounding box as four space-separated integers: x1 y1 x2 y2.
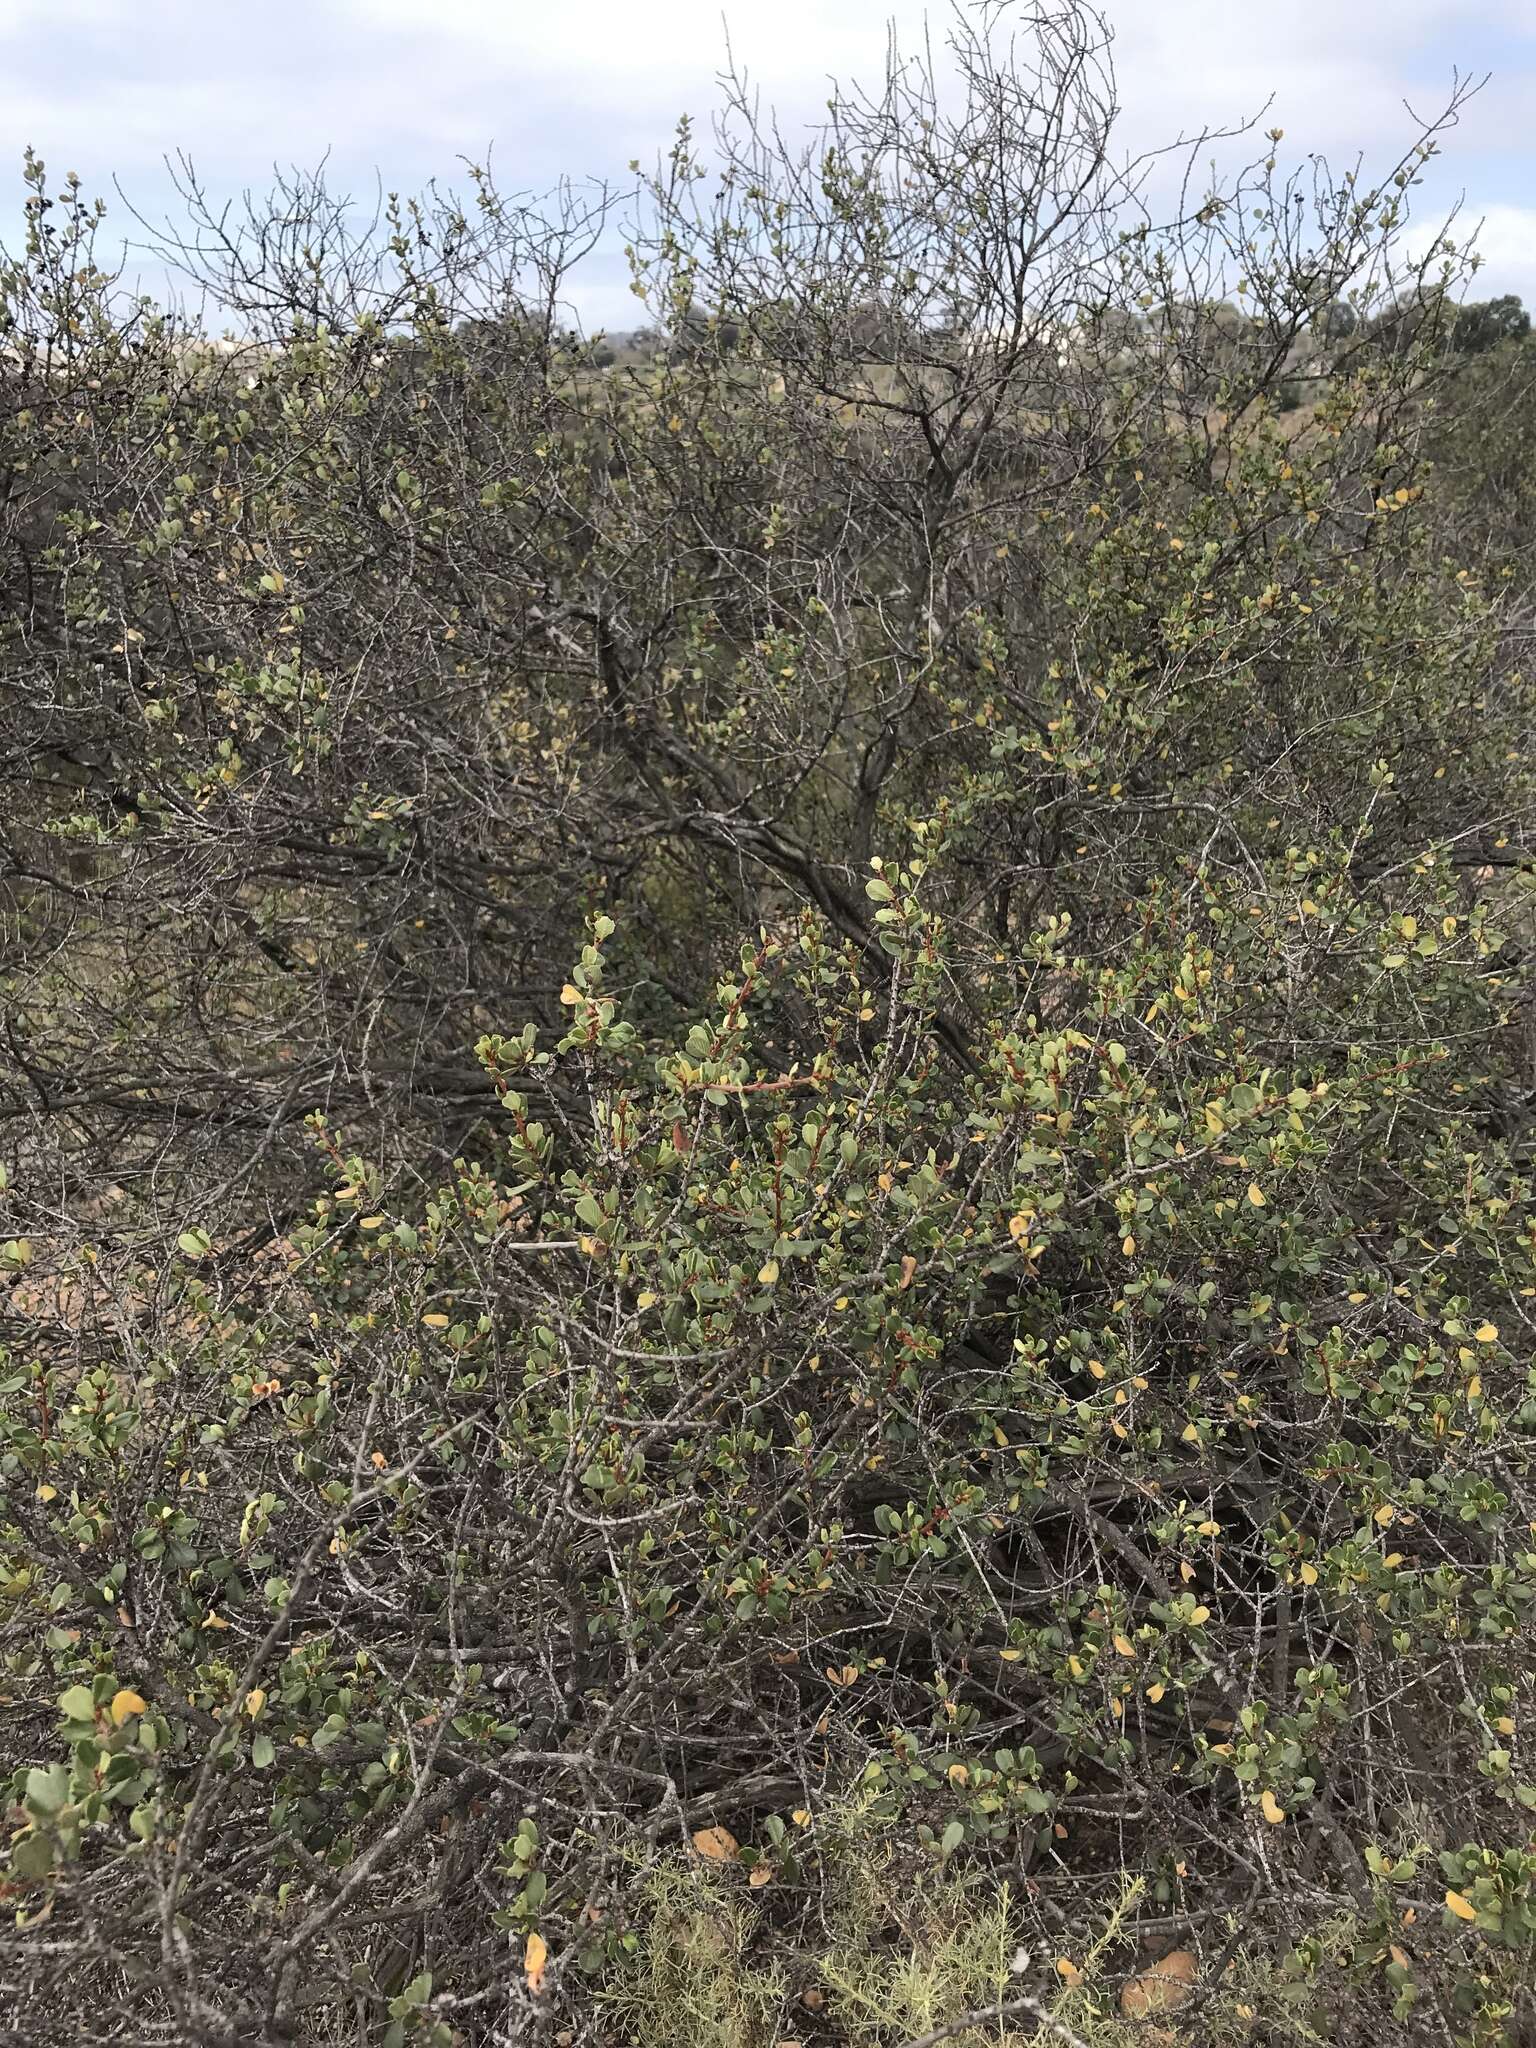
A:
2 7 1535 2044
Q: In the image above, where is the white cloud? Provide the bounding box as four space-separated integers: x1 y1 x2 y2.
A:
1406 200 1536 303
1467 202 1536 300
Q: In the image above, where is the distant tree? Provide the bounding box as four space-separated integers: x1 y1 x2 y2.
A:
1364 291 1418 353
1315 296 1358 340
1451 292 1530 354
666 297 742 359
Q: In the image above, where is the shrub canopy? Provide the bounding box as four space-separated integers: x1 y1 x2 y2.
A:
2 8 1536 2045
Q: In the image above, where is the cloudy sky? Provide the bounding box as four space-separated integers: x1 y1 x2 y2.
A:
2 0 1532 329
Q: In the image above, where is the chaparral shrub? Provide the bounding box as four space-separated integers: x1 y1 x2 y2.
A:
2 6 1535 2043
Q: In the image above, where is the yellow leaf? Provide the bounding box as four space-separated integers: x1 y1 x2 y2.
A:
559 983 582 1005
245 1688 266 1717
691 1826 740 1862
791 1809 811 1826
1260 1788 1285 1824
1445 1890 1477 1923
524 1929 548 1993
1475 1322 1498 1344
748 1861 774 1888
946 1763 970 1786
1189 1605 1211 1625
1299 1561 1319 1586
1056 1957 1082 1984
36 1483 56 1502
1121 1949 1197 2020
1247 1183 1266 1207
422 1313 450 1328
359 1214 384 1229
1374 1505 1395 1527
109 1688 147 1726
999 1647 1023 1662
1122 1234 1136 1257
1147 1682 1166 1703
1196 1519 1221 1536
1113 1633 1137 1659
899 1254 917 1290
203 1611 231 1630
757 1259 780 1286
1466 1374 1482 1401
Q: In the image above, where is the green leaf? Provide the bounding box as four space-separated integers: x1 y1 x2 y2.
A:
311 1714 347 1755
10 1830 55 1879
56 1684 97 1723
252 1732 276 1770
24 1765 69 1816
